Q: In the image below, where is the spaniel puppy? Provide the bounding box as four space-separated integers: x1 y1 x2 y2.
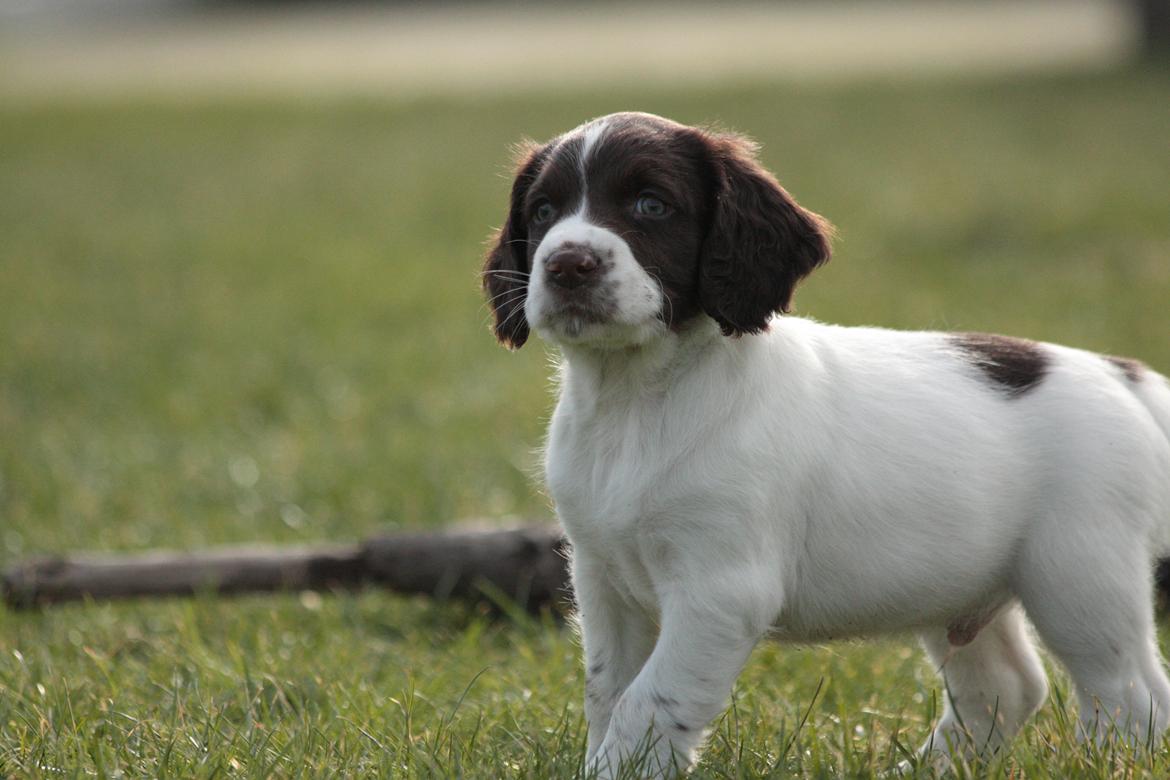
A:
482 112 1170 777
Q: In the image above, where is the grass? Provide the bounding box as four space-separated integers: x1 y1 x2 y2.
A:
2 66 1170 777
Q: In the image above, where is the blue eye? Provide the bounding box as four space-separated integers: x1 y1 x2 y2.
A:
634 194 670 218
533 201 557 225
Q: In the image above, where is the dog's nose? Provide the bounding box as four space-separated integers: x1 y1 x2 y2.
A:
545 248 600 289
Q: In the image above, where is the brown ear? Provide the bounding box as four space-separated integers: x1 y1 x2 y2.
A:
482 140 551 350
698 131 832 336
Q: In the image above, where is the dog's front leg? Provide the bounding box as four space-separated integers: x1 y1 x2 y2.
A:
573 551 659 761
590 590 767 779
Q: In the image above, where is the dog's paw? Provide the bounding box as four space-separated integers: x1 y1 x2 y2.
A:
587 731 686 780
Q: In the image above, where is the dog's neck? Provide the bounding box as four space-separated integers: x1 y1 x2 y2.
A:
555 317 727 411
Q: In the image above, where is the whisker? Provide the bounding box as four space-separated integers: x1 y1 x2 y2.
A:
484 286 528 309
479 270 531 279
481 275 532 287
484 287 530 306
481 270 531 282
484 276 529 291
495 298 530 337
642 265 673 326
480 289 528 319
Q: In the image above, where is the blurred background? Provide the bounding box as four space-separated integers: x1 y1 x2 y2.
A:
2 0 1167 554
0 1 1163 98
1 1 1169 775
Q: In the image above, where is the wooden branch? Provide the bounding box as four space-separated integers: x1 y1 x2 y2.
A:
7 525 1170 615
361 525 570 611
2 525 571 611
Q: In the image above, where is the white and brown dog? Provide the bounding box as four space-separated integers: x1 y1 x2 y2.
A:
482 112 1170 777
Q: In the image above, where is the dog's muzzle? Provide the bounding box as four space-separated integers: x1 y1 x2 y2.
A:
545 247 601 290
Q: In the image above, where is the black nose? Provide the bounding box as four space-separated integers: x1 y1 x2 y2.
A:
546 248 600 289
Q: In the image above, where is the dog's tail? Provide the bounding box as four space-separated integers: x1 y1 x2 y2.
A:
1130 366 1170 555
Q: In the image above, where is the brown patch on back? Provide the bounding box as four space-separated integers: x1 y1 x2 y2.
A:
1104 354 1145 383
950 332 1050 398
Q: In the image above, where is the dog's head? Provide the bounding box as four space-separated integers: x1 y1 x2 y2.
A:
483 112 832 350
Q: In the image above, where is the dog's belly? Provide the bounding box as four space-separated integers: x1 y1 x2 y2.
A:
773 580 1012 643
773 516 1017 642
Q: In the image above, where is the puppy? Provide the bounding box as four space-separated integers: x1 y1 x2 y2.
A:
482 111 1170 777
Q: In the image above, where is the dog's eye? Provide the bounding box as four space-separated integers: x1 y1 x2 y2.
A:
532 201 557 225
634 193 670 219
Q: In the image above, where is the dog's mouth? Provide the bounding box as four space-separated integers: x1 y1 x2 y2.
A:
544 281 617 321
531 282 638 344
544 299 613 335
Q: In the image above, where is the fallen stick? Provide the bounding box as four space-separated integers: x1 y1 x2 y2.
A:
1 525 570 611
6 528 1170 614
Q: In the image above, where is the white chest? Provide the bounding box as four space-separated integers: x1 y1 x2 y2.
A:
544 392 699 612
541 334 772 614
545 400 661 537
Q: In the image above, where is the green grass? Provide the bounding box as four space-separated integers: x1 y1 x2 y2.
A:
2 67 1170 777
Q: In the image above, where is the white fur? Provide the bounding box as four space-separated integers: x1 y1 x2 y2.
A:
525 215 666 349
537 297 1170 776
577 119 609 186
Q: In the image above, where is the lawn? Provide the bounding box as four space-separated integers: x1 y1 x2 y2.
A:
2 67 1170 777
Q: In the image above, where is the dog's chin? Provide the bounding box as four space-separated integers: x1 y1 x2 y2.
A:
532 306 666 350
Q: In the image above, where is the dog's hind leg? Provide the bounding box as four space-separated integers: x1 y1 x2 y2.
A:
1016 534 1170 746
916 604 1048 762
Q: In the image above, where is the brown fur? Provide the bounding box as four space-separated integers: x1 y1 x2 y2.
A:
1105 354 1146 383
482 114 834 346
951 332 1050 397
